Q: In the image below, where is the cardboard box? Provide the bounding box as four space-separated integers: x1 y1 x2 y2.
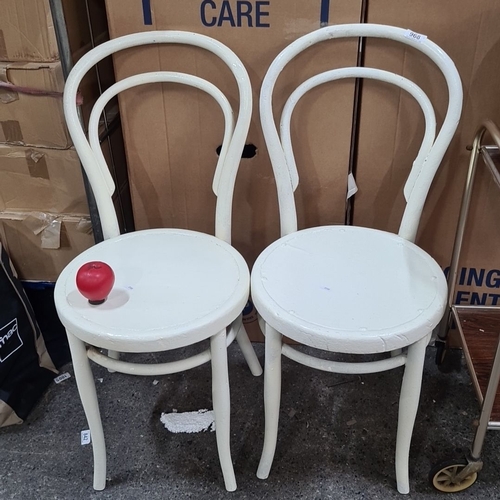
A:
0 213 93 281
352 0 500 305
0 0 108 62
0 61 69 148
444 151 500 307
0 55 112 148
0 145 88 214
0 112 132 282
0 0 113 149
104 0 364 267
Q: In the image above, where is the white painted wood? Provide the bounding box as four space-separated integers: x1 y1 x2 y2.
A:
87 345 212 375
106 349 119 373
395 334 431 494
57 31 260 492
260 23 462 239
64 31 252 243
84 315 258 376
66 331 106 491
211 329 236 491
280 67 437 196
236 324 264 376
256 324 282 480
252 226 447 353
88 72 235 202
55 229 249 352
281 344 407 374
255 23 463 493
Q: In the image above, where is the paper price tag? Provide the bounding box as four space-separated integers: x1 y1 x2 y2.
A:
404 29 427 43
81 430 91 445
54 372 71 384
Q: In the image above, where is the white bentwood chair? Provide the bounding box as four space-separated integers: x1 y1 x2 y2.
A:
253 24 463 493
54 31 262 492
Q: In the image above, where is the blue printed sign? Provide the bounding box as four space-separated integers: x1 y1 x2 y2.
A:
141 1 334 28
444 266 500 306
200 1 270 27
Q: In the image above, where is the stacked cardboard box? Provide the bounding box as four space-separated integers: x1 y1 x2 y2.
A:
0 0 114 280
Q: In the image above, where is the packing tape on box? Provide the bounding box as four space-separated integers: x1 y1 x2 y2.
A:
0 31 7 60
0 121 23 143
38 214 92 249
0 67 18 103
0 211 92 250
25 149 49 179
75 218 92 234
22 212 62 249
40 219 62 249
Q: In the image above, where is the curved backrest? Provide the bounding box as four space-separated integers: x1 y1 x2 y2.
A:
64 31 252 243
260 24 463 242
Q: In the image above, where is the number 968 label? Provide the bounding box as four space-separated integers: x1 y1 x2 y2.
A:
404 29 428 43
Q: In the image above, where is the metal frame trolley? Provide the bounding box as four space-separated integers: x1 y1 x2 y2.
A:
431 121 500 492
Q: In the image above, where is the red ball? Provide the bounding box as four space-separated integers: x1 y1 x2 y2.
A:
76 261 115 305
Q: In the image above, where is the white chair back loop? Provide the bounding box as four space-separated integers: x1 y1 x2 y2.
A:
260 23 463 241
280 67 437 196
64 31 252 243
88 72 235 198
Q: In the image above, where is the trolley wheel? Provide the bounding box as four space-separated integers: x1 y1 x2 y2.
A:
435 339 447 366
429 458 478 493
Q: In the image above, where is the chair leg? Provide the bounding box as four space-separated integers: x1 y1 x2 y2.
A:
236 322 263 376
211 328 237 492
257 323 283 480
106 350 119 373
66 331 107 491
395 334 429 494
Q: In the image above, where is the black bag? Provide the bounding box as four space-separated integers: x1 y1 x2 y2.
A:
0 241 58 426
